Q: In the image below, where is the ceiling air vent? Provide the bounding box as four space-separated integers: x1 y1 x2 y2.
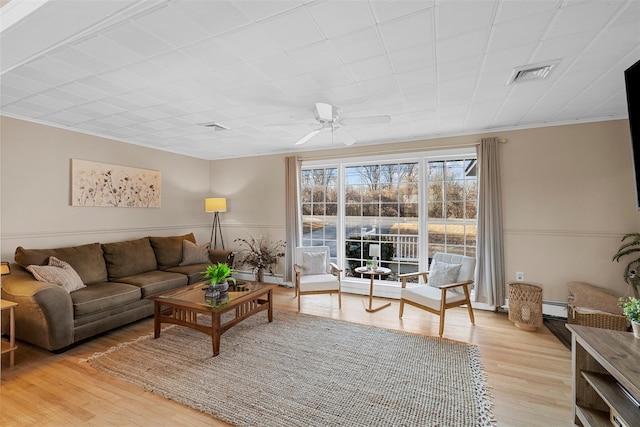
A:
199 122 230 131
509 60 560 85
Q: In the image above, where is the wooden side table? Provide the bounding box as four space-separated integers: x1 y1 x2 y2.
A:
1 299 18 367
355 266 392 312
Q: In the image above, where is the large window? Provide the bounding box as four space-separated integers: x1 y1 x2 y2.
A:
300 150 477 285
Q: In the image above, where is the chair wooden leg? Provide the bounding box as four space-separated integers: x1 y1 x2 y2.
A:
399 299 404 317
338 290 342 309
297 292 301 312
438 310 445 337
439 290 447 337
462 285 475 324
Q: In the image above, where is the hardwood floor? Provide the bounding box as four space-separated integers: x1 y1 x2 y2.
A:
1 287 573 426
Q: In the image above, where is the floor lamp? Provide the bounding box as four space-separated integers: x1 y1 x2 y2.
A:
205 197 227 250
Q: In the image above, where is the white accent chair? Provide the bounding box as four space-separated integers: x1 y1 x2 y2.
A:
294 246 342 312
399 252 476 336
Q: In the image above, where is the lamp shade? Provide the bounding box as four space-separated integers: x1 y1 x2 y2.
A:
205 197 227 213
369 244 381 258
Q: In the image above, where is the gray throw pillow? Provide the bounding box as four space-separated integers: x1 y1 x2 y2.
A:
27 256 86 293
301 251 326 275
180 240 211 266
428 260 461 287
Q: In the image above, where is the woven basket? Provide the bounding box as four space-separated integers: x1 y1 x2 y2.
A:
567 304 630 331
508 283 543 331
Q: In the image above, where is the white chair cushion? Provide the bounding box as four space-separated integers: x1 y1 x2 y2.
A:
401 285 466 311
301 251 327 275
428 260 461 287
299 274 339 292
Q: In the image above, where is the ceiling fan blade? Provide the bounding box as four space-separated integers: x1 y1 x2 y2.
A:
294 129 322 145
334 127 357 146
315 102 336 121
339 115 391 126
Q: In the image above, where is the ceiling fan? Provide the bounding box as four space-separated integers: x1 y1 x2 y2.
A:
294 102 391 146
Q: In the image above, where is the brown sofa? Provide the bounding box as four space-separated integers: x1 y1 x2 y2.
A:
0 233 234 351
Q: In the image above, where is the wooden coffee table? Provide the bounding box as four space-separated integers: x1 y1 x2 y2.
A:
148 281 274 357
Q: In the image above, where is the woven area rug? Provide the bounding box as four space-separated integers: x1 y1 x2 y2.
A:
84 311 496 427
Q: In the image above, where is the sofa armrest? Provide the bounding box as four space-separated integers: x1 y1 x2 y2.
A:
208 250 235 267
1 264 75 351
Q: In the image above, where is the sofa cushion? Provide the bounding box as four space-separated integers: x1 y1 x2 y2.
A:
70 282 141 318
15 242 108 285
115 270 188 298
27 256 86 293
165 264 209 285
180 240 210 266
149 233 196 270
102 238 157 279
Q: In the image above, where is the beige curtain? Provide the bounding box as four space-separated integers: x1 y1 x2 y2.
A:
284 156 301 284
474 137 505 307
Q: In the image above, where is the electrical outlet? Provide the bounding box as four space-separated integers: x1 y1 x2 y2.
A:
516 271 524 281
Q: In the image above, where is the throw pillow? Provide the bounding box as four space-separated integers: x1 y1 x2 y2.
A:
180 240 211 266
301 251 327 275
27 256 86 293
428 260 462 287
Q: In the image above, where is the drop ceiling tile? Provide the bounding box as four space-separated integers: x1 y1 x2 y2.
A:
388 44 436 73
437 55 482 83
588 22 640 53
9 64 67 87
307 1 374 38
359 75 399 97
370 0 433 24
437 29 489 63
48 46 113 74
182 38 243 72
217 25 283 61
322 83 367 104
570 46 634 73
1 72 51 94
175 1 251 36
24 94 75 110
102 21 172 57
258 7 324 50
71 35 144 68
368 93 405 108
480 43 538 73
396 67 435 90
80 101 127 116
309 65 355 89
41 110 92 125
134 3 211 47
233 1 303 22
488 11 556 52
496 0 561 23
150 51 208 78
287 40 344 73
379 9 434 51
545 1 623 39
346 55 393 82
25 55 90 82
58 81 110 100
79 75 130 96
530 31 596 63
8 99 58 117
331 27 386 63
216 62 269 89
252 53 302 81
436 1 496 40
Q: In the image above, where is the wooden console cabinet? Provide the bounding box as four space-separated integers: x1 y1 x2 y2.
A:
567 324 640 426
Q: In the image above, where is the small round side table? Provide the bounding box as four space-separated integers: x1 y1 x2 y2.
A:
355 266 392 312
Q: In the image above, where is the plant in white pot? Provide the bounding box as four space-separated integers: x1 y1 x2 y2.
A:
619 296 640 338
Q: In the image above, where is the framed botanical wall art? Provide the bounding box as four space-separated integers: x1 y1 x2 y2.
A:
71 159 161 208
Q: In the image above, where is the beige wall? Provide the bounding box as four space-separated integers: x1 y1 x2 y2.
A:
2 115 638 303
213 120 640 303
0 116 213 259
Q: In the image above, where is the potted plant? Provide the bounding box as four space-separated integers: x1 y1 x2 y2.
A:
612 232 640 298
202 263 236 305
234 236 285 282
619 296 640 338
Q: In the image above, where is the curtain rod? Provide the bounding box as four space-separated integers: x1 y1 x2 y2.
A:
300 138 508 161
